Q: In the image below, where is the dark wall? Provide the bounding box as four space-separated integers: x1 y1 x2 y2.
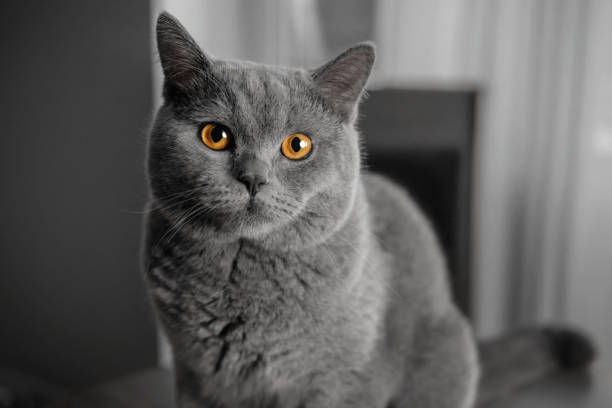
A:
0 1 157 388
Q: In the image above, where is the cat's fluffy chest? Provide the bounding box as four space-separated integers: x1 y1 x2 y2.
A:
146 226 368 381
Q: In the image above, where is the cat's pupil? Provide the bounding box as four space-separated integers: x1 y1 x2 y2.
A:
291 136 303 152
211 126 225 143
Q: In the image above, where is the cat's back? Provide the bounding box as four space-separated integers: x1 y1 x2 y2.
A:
362 171 434 248
362 171 452 309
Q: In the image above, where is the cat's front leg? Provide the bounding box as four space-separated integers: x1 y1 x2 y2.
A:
291 369 392 408
392 309 480 408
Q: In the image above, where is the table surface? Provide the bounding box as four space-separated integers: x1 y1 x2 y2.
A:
489 334 612 408
48 349 612 408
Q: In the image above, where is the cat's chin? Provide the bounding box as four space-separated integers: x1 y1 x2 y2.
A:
236 200 285 236
203 199 286 239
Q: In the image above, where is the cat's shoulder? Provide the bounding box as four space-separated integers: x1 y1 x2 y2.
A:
361 171 433 238
362 171 420 215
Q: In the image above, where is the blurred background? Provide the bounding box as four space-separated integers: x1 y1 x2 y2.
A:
0 0 610 406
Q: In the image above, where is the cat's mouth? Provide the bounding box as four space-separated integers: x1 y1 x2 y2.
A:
235 192 301 234
180 189 300 237
243 196 273 219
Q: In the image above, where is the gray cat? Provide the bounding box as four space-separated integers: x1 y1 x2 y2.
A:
143 12 595 408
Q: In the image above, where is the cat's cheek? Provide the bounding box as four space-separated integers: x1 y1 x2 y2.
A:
277 164 329 199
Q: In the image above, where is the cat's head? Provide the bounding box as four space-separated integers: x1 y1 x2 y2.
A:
147 12 375 248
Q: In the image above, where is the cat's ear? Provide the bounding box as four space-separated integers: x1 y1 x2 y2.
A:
311 43 376 122
156 12 215 103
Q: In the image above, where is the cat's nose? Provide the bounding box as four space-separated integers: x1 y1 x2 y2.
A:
237 173 268 196
234 154 270 196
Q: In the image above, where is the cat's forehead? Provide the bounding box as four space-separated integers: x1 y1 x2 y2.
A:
216 61 307 106
207 61 322 138
218 60 303 83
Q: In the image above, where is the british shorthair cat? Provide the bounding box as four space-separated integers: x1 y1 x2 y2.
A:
143 12 594 408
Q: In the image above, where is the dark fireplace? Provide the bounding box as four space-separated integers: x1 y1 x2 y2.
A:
360 89 476 317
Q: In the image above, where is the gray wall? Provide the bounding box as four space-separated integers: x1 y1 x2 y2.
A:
0 1 157 388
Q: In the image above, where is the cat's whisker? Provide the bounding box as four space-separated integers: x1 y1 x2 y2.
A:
147 186 238 216
162 203 209 245
154 202 206 248
123 190 203 215
153 184 213 202
137 195 201 215
145 183 235 213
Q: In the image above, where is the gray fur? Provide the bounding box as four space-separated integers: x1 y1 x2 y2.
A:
143 12 593 408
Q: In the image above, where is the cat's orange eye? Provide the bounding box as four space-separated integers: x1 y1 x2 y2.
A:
201 123 231 150
281 133 312 160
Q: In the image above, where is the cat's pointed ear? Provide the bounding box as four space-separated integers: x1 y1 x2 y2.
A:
156 12 214 103
310 43 376 122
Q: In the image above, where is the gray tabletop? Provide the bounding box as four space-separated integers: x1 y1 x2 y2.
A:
49 349 612 408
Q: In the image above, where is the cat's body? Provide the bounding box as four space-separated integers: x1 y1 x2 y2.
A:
145 173 477 407
144 12 594 408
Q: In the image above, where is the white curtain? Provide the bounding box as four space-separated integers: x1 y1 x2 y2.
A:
376 0 612 337
564 0 612 352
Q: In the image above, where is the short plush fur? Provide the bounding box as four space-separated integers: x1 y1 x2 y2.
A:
143 12 595 408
